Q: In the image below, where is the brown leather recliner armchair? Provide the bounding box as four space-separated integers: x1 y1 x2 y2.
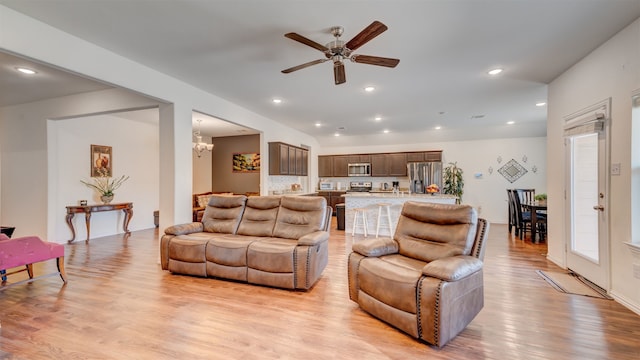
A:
348 201 489 348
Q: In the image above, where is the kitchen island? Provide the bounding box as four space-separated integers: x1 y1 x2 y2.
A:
343 192 457 236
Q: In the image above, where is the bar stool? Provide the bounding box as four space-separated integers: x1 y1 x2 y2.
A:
352 207 368 237
375 203 393 238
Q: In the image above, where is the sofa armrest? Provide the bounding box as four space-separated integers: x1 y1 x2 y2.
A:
164 222 204 236
298 231 329 246
352 237 399 257
422 256 483 281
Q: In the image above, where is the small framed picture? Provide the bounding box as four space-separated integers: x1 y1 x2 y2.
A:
232 153 260 173
91 144 112 177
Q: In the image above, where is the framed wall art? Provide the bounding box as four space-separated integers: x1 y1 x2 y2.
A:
232 153 260 173
91 144 112 177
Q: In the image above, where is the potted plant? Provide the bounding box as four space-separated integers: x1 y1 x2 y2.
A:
81 172 129 204
443 162 464 204
534 193 547 205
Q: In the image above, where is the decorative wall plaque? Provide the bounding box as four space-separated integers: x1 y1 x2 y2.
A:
498 159 528 183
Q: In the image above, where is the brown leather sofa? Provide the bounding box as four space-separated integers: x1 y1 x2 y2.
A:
161 194 332 290
348 201 489 347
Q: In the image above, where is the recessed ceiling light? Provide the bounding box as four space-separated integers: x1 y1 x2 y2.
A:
507 121 515 125
364 86 375 92
435 126 442 130
536 102 547 107
488 68 503 75
383 129 390 134
16 67 36 75
374 116 382 121
315 123 321 127
272 98 282 104
334 133 340 137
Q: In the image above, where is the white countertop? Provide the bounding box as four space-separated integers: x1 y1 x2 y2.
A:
343 192 458 200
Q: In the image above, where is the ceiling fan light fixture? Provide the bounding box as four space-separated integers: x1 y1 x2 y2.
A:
281 21 399 85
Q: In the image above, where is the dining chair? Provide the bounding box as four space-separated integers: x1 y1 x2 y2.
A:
506 189 516 234
509 189 532 239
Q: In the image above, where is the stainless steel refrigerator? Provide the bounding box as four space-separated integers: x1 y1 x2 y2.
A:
407 162 443 194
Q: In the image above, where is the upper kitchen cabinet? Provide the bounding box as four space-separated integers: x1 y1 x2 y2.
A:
370 154 388 176
318 155 333 177
332 156 349 177
387 153 407 176
371 153 407 176
407 151 443 162
268 142 308 176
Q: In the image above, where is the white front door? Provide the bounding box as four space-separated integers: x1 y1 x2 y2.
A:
564 102 609 290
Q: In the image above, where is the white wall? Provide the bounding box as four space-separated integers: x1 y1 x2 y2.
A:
0 88 160 241
0 6 320 237
320 137 547 224
50 112 159 242
192 150 213 194
548 18 640 312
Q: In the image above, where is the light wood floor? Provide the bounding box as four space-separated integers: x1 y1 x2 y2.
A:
1 219 640 359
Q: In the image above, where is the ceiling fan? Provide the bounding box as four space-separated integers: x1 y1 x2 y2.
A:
281 20 400 85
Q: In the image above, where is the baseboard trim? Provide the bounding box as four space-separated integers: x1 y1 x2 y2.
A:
609 290 640 316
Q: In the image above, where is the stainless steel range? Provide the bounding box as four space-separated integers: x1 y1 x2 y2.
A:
348 181 372 192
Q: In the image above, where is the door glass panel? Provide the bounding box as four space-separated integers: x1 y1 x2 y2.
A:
570 133 599 262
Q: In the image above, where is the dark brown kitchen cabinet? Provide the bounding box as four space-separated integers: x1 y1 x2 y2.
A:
406 152 424 162
424 151 442 162
318 191 345 213
370 154 388 176
332 156 349 177
329 191 346 212
300 148 308 176
268 142 308 176
318 156 333 177
406 151 443 162
388 153 407 176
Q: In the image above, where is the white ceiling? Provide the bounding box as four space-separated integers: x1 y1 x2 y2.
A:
2 1 640 146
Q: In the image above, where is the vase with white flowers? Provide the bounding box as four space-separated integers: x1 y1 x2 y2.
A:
81 170 129 204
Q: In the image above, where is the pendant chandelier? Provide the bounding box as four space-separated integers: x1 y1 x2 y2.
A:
193 119 214 157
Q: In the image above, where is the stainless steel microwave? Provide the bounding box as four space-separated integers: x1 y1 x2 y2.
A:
348 163 371 177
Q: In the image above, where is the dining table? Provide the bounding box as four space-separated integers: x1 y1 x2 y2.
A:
522 201 547 243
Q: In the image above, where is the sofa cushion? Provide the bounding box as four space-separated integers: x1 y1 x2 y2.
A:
358 254 426 314
272 196 327 240
247 238 297 273
394 202 478 263
206 234 261 267
201 195 247 234
236 196 281 237
168 237 208 263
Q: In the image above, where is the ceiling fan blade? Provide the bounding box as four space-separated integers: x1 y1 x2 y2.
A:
352 54 400 68
334 62 346 85
344 20 388 51
281 59 327 74
284 32 329 52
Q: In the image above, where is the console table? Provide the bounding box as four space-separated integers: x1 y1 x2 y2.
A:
66 202 133 243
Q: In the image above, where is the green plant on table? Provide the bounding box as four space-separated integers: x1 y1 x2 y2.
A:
81 169 129 197
534 193 547 201
443 161 464 204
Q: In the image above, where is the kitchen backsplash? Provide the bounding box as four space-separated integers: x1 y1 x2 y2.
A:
319 177 410 191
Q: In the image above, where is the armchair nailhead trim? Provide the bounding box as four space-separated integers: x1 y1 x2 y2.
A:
433 281 444 345
416 277 424 338
293 247 298 289
474 218 487 258
304 246 312 288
